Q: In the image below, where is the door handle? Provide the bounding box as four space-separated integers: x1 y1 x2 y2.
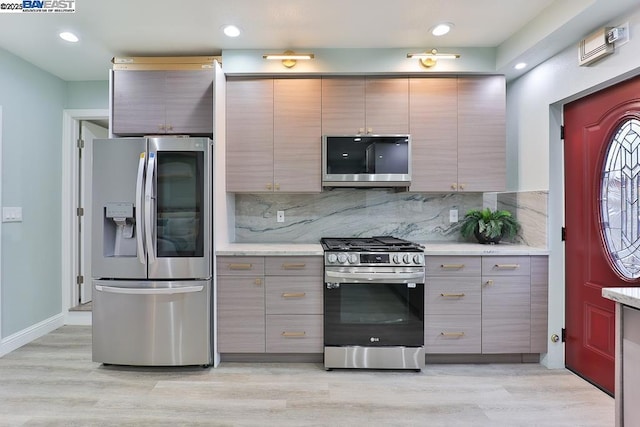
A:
135 152 146 265
144 152 156 264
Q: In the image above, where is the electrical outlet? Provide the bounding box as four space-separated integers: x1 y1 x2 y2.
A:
276 210 285 223
449 209 458 223
2 207 23 223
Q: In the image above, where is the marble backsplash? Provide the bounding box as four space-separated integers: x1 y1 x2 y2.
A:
233 189 549 246
234 189 483 243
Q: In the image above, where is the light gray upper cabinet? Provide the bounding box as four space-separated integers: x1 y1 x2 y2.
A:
409 78 458 192
226 77 322 193
457 76 506 192
321 77 409 135
112 69 213 136
409 76 506 192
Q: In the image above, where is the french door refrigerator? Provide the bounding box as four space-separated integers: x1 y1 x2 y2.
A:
91 137 212 366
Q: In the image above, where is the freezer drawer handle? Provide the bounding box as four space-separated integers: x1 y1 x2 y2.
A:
95 285 204 295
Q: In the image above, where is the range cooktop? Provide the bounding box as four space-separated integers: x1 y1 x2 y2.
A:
320 236 423 252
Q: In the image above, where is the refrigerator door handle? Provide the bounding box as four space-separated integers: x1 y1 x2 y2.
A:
95 285 204 295
135 152 146 265
144 152 157 265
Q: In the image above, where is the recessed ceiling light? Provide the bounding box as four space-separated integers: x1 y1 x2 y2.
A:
514 62 527 70
223 25 241 38
431 23 453 37
59 31 79 43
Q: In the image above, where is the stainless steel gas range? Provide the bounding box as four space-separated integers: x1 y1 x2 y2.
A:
321 236 425 371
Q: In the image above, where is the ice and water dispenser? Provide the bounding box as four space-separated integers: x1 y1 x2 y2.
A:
103 202 136 257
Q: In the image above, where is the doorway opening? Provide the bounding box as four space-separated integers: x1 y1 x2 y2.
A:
61 109 109 320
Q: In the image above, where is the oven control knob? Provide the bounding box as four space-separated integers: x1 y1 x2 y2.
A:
403 254 411 264
393 254 401 264
337 253 348 264
347 253 358 264
413 254 423 264
327 253 338 263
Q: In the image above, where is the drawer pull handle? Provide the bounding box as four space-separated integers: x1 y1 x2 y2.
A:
495 264 520 269
485 279 494 286
440 332 465 337
254 278 262 286
440 293 465 298
282 292 306 298
441 264 465 269
229 263 252 270
283 263 306 270
281 331 306 338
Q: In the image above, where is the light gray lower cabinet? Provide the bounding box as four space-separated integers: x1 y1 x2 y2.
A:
621 305 640 426
217 256 323 354
425 255 548 355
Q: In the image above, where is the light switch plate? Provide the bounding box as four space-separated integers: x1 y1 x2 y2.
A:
449 209 458 223
276 210 285 223
2 207 23 222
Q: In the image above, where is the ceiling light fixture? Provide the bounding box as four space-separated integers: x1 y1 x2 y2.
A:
222 25 241 38
407 49 460 68
263 50 315 68
431 23 453 37
514 62 527 70
59 31 79 43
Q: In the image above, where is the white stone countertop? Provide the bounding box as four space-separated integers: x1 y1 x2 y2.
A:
215 242 548 257
602 287 640 310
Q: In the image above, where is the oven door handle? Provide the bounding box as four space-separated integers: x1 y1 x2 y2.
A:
324 270 424 283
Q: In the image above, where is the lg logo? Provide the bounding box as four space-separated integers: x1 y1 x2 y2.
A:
370 337 380 343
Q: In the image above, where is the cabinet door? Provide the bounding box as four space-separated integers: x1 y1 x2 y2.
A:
217 276 265 353
482 275 531 353
457 76 506 192
165 70 213 135
226 78 274 192
530 256 549 353
365 77 409 134
321 77 366 134
274 79 322 192
409 78 458 192
112 70 165 135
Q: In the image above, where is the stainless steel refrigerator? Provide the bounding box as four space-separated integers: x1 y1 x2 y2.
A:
91 137 212 366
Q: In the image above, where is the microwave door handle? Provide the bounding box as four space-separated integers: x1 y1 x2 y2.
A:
144 152 156 265
135 152 146 265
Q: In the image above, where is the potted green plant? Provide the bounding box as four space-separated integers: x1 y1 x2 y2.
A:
459 208 520 244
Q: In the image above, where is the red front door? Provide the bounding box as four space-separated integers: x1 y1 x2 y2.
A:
564 75 640 394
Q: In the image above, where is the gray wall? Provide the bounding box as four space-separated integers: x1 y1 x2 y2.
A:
0 48 108 338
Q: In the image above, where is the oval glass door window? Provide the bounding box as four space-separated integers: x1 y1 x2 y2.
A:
600 118 640 279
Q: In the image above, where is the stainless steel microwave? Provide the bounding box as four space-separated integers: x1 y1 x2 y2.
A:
322 135 411 187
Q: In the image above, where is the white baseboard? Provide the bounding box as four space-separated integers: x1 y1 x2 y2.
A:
0 313 65 357
65 311 92 326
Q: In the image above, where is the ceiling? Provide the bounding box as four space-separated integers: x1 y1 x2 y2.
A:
0 0 637 81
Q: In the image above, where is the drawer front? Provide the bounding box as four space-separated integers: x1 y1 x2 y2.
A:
425 315 481 354
265 276 323 315
481 256 530 276
217 256 265 276
265 256 323 276
266 315 323 353
425 277 481 315
426 256 481 277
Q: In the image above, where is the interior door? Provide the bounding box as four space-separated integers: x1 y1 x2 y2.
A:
564 75 640 394
79 120 108 304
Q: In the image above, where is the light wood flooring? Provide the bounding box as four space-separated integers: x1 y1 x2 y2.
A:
0 326 613 426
